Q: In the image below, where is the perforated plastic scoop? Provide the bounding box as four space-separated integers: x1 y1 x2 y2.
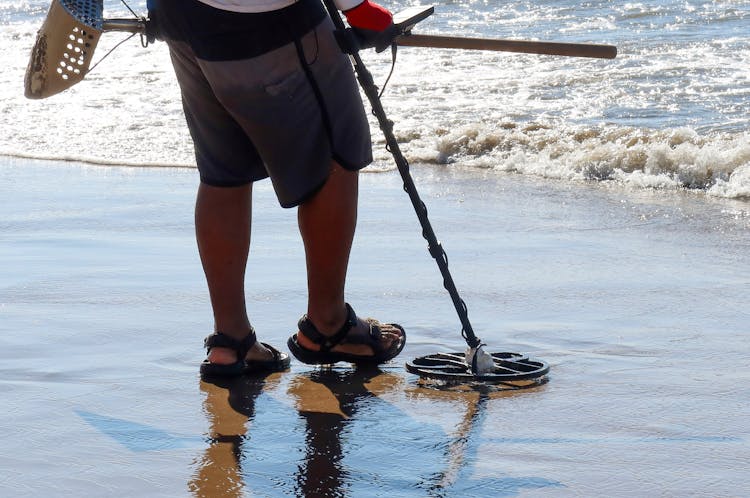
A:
25 0 104 98
25 0 148 99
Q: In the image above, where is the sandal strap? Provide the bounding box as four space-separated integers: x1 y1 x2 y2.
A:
204 328 257 360
298 303 358 352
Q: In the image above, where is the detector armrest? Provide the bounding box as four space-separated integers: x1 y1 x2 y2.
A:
342 5 435 53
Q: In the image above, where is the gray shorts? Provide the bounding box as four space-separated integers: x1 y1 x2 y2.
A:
166 16 373 207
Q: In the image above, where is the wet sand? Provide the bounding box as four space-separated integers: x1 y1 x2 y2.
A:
1 156 748 497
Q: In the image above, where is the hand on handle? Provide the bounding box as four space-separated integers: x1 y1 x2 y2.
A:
340 0 395 51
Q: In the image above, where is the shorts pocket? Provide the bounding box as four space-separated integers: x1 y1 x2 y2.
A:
264 69 306 99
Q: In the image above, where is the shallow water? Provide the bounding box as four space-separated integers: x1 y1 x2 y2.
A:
1 157 748 496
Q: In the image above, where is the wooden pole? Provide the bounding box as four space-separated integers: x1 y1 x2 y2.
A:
396 34 617 59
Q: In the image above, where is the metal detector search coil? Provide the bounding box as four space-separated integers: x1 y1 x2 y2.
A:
406 352 549 383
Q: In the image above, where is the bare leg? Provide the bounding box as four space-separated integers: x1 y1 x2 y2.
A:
296 162 402 357
195 182 271 364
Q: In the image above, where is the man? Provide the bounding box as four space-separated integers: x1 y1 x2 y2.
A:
153 0 406 377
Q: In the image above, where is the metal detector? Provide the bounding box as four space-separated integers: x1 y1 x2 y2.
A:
319 2 565 383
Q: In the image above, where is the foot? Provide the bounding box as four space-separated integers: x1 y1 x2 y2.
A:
295 317 404 358
201 328 290 377
288 303 406 365
207 340 277 365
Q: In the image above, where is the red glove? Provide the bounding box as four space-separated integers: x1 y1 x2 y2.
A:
343 0 393 32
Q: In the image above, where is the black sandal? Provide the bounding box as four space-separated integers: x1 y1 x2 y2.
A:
200 328 290 378
287 303 406 366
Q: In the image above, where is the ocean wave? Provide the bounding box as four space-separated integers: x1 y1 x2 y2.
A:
388 121 750 199
3 118 749 200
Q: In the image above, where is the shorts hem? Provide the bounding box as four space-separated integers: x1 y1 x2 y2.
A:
199 176 255 188
333 153 372 172
280 177 328 208
279 154 371 208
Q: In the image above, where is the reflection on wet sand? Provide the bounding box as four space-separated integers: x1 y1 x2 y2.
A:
404 378 551 493
189 373 283 498
190 368 549 496
288 367 405 497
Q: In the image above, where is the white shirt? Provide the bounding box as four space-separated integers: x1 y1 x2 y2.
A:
195 0 361 13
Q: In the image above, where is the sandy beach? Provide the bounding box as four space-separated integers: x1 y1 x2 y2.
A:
1 156 748 497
